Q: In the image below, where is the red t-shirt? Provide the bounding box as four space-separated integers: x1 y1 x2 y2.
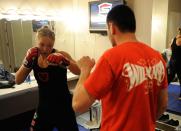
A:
84 42 168 131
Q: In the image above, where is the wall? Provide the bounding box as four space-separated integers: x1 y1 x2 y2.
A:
131 0 153 45
168 0 181 12
54 0 155 60
0 0 73 11
151 0 169 52
166 0 181 48
0 45 2 64
74 0 111 61
0 20 3 64
54 0 111 61
129 0 176 52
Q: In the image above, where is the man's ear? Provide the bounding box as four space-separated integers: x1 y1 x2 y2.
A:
108 22 115 35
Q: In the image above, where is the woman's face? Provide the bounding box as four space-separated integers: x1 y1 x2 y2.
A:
37 36 54 56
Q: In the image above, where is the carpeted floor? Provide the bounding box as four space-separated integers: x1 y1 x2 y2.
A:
52 125 89 131
167 83 181 115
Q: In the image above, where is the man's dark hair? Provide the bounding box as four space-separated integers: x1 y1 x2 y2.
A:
107 5 136 33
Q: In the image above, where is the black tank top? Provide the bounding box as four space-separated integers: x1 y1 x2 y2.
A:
32 49 72 110
171 38 181 66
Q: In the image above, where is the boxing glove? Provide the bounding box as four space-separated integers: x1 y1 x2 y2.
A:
23 47 39 68
47 53 70 67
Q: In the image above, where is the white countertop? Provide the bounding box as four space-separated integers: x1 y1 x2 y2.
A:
0 72 79 120
0 72 79 97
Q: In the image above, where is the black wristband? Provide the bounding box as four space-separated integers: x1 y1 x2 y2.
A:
23 59 33 68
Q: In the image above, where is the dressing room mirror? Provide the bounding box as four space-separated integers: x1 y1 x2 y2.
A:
0 0 78 73
0 19 55 72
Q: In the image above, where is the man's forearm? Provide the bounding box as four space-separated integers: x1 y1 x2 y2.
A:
76 70 90 87
72 70 94 113
156 89 168 119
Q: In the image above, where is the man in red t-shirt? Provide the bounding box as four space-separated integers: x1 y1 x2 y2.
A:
72 5 168 131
